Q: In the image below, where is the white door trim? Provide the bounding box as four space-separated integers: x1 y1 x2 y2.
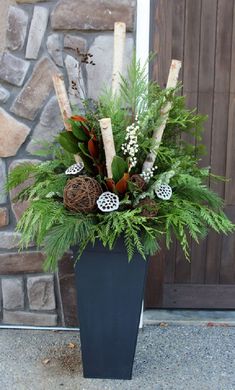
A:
136 0 150 71
136 0 151 329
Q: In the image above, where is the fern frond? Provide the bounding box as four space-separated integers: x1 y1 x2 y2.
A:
16 199 65 248
6 162 38 191
119 54 149 118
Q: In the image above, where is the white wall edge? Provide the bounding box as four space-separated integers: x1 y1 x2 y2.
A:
136 0 151 329
136 0 150 76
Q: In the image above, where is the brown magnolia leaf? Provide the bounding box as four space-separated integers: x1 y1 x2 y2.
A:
116 173 129 194
90 131 97 141
88 139 99 158
106 178 116 192
71 115 92 138
71 115 87 122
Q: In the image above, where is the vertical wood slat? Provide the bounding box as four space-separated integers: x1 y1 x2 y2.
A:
171 0 185 81
147 0 235 308
151 0 173 88
198 0 217 168
190 0 218 284
205 0 234 284
145 249 165 308
164 0 185 284
183 0 202 95
225 2 235 205
225 98 235 205
146 0 173 302
174 0 202 284
220 2 235 283
210 0 234 195
220 206 235 283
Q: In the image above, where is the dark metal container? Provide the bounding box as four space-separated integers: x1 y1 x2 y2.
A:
74 239 148 380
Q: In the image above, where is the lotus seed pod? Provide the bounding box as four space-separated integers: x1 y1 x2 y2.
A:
155 184 172 200
65 162 84 175
97 191 120 212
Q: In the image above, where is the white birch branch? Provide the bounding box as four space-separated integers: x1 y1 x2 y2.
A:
52 73 72 131
99 118 116 178
52 73 82 163
142 60 182 174
65 55 86 109
112 22 126 96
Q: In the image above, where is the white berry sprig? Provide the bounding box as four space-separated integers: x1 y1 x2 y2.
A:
141 166 157 182
121 118 139 170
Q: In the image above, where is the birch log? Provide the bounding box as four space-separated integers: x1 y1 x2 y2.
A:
52 73 72 131
52 73 82 163
99 118 116 178
112 22 126 96
142 60 182 173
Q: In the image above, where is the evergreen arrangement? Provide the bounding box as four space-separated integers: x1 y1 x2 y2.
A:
6 52 234 271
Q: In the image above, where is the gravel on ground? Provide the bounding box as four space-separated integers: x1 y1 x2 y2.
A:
0 324 235 390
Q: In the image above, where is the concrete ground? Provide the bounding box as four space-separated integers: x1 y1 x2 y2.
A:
0 325 235 390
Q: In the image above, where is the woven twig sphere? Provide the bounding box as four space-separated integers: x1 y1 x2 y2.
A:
64 176 102 213
138 198 158 217
130 174 146 190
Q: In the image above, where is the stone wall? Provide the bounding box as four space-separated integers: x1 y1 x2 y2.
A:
0 0 135 327
0 0 16 52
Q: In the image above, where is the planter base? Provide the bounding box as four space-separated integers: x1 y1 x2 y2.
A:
74 239 148 380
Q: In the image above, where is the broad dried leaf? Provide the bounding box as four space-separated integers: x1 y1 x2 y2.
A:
88 139 99 158
42 358 50 365
159 322 168 328
116 173 129 194
71 115 87 122
67 342 76 349
106 178 116 192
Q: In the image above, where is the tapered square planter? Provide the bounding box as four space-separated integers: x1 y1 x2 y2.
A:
74 239 148 380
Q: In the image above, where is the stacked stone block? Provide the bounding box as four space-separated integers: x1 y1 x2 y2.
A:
0 252 57 326
0 0 135 326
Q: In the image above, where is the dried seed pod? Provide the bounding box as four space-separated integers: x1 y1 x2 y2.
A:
130 174 146 190
155 184 172 200
97 191 119 212
64 176 102 213
65 162 84 175
137 197 158 217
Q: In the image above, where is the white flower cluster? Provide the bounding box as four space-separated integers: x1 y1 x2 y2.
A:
141 167 156 182
121 119 139 170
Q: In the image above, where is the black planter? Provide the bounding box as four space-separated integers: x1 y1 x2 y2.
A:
74 239 148 380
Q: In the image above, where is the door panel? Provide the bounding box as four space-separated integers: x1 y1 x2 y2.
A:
145 0 235 308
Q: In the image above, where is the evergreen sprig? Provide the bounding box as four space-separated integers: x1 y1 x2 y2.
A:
5 56 234 271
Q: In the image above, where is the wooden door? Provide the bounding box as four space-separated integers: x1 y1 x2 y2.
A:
145 0 235 309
